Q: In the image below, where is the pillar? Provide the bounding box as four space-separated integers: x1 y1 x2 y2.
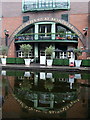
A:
52 43 55 58
51 23 56 40
34 43 38 62
35 23 39 40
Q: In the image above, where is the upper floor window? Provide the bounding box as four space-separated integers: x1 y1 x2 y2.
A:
22 0 70 12
61 14 68 22
23 16 29 23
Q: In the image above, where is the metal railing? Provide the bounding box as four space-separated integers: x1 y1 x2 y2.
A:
14 33 78 42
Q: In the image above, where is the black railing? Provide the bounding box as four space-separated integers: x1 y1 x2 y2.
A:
15 33 78 42
15 35 34 41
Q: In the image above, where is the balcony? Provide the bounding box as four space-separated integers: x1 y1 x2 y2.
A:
14 33 78 43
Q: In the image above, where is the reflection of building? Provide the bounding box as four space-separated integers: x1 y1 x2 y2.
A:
14 71 79 112
18 72 77 90
2 70 88 118
15 91 78 111
1 0 89 59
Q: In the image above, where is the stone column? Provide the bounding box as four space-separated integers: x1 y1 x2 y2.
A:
52 44 55 58
51 23 56 40
35 23 38 40
34 43 38 62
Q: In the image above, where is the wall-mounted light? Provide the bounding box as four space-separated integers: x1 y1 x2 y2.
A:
83 27 88 36
4 29 9 46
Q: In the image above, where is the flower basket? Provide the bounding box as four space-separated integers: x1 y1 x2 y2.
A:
45 45 54 66
20 44 32 66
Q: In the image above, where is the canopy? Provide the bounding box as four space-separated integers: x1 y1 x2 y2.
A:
54 48 62 52
66 49 74 52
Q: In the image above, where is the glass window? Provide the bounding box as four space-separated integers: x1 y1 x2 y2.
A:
22 0 70 12
39 24 51 35
61 14 68 22
23 16 29 23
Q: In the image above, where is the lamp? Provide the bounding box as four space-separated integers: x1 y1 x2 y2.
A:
4 29 9 46
83 27 88 36
83 27 88 31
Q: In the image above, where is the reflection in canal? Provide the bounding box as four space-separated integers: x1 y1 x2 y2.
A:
1 70 89 119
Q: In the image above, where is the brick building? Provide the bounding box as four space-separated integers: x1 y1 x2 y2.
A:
1 0 89 61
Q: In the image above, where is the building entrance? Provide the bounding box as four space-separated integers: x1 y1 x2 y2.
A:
38 43 53 62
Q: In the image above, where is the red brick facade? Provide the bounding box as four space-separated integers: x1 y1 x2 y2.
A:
1 1 89 58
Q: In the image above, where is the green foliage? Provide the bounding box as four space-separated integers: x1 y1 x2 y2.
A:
0 46 8 57
74 48 82 57
82 59 90 67
15 32 77 37
20 81 32 91
15 58 24 64
45 45 54 56
20 44 32 58
45 78 54 92
6 58 16 64
53 59 69 66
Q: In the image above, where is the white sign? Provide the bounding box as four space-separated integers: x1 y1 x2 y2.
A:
40 56 46 65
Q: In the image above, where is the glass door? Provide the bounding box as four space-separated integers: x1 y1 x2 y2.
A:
39 24 51 39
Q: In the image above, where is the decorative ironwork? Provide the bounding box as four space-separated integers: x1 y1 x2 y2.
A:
22 0 70 12
14 32 78 42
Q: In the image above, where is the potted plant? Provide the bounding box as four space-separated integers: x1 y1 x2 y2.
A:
0 46 8 65
20 44 32 66
45 45 54 66
74 48 82 67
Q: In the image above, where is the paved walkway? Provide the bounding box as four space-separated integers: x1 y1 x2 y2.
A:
1 63 90 72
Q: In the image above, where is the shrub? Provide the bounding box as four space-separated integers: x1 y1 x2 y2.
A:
20 44 32 58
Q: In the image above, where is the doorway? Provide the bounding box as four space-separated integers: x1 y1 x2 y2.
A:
38 43 53 62
39 24 51 39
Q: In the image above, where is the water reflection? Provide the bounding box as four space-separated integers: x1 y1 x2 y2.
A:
2 70 89 119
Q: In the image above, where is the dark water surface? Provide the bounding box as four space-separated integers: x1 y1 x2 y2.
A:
1 70 90 119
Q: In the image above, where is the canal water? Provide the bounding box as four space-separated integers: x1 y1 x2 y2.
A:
1 70 90 119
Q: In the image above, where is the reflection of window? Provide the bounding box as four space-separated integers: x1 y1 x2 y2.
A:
61 14 68 22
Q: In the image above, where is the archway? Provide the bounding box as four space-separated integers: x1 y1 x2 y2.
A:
8 17 85 58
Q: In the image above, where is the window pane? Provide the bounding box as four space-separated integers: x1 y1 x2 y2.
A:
22 0 70 12
23 16 29 23
61 14 68 22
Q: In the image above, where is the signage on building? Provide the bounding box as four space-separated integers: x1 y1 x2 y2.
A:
12 17 83 40
22 0 70 12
